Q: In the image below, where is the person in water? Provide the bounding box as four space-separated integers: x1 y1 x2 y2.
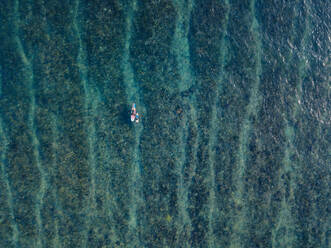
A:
135 113 139 123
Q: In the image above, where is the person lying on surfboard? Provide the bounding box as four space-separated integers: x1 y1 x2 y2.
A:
131 103 140 123
131 103 136 122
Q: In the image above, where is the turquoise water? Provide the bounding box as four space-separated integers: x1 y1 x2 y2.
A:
0 0 330 247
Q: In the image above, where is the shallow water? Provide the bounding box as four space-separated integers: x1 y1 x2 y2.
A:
0 0 330 247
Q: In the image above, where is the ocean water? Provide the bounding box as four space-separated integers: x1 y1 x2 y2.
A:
0 0 330 247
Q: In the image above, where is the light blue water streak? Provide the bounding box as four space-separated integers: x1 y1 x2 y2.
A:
72 0 98 246
0 118 19 247
230 0 263 246
14 1 46 246
122 1 145 246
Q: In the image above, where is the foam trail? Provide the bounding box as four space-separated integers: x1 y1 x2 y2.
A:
172 0 194 92
206 1 229 246
178 98 198 246
40 0 51 38
122 2 145 244
13 1 46 246
93 89 122 243
176 96 199 247
40 2 62 246
0 119 19 246
174 114 191 245
171 0 196 245
52 193 62 248
72 1 97 246
0 66 2 96
294 0 310 118
206 106 217 247
50 113 62 248
230 0 262 247
271 126 296 247
271 2 311 246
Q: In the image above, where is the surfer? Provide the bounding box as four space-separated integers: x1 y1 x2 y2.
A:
131 103 136 122
131 103 140 123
